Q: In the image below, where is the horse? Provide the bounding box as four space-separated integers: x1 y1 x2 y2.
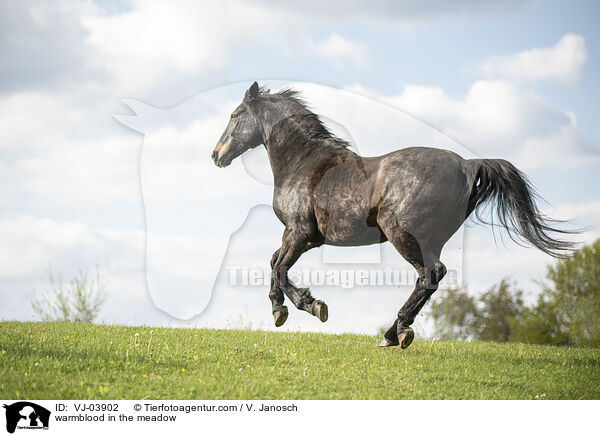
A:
211 81 575 349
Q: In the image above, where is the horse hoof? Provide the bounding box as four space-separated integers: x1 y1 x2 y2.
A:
313 300 328 322
397 327 415 349
273 307 288 327
379 337 399 347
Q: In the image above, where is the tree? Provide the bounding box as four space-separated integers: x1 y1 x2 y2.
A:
428 279 525 342
473 279 524 342
30 266 108 323
509 293 570 346
429 287 478 340
511 239 600 347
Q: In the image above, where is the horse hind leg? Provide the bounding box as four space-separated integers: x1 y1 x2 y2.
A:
391 260 446 349
377 225 446 348
380 262 446 348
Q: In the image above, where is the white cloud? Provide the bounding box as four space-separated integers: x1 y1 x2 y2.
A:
312 34 369 69
0 89 144 209
0 0 528 97
0 134 140 206
0 91 94 154
346 80 600 169
253 0 527 22
0 214 144 279
0 0 101 93
476 33 587 83
551 200 600 239
82 0 303 94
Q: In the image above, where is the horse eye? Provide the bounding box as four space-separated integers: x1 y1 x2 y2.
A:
231 109 245 119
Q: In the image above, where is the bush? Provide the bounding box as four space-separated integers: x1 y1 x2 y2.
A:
30 266 108 323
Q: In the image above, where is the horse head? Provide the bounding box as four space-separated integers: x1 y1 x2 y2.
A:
212 81 264 167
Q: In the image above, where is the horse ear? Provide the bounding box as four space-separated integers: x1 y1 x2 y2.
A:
245 81 260 101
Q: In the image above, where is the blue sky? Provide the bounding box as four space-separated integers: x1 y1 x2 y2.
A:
1 0 599 335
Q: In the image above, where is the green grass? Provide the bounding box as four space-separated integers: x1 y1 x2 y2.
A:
1 321 599 399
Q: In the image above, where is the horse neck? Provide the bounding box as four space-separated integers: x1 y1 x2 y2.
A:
254 100 344 181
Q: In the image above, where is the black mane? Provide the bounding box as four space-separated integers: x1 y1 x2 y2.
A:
263 88 351 150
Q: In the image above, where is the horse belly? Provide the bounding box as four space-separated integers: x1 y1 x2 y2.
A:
314 197 384 246
311 155 384 246
321 217 384 246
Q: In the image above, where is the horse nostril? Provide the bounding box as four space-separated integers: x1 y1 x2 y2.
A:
211 150 217 161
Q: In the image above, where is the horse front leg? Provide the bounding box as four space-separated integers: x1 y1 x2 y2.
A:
270 231 328 327
269 248 288 326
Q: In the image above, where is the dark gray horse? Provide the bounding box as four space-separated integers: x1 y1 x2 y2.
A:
212 82 575 349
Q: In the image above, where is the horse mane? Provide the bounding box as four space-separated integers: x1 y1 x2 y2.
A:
263 87 351 150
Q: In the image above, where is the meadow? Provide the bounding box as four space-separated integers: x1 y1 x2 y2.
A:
1 321 598 400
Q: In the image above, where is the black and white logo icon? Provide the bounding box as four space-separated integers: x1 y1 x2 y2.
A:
3 402 51 434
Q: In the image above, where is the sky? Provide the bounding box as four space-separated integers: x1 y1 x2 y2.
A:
1 0 599 336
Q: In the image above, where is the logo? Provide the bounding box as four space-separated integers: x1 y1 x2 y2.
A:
3 402 50 434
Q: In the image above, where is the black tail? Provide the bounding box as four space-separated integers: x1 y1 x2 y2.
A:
467 158 578 258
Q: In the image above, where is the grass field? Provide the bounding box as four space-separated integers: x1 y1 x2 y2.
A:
1 321 599 399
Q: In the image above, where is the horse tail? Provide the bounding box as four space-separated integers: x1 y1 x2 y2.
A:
466 158 578 258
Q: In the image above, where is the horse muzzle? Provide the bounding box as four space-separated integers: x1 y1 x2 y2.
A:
211 141 233 168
